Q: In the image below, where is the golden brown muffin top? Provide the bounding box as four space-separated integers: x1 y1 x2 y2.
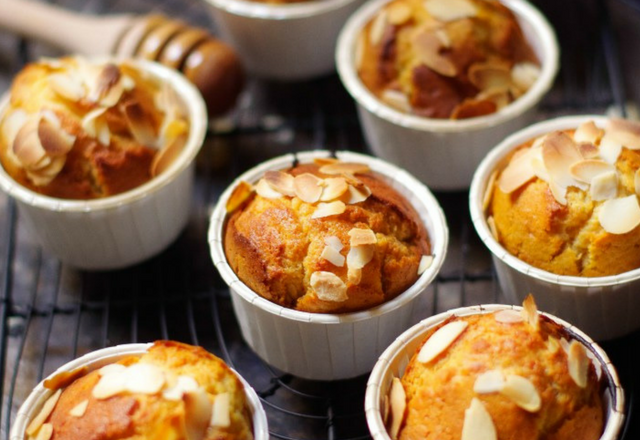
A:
357 0 540 119
486 119 640 276
224 158 432 313
25 341 253 440
385 297 604 440
0 57 190 199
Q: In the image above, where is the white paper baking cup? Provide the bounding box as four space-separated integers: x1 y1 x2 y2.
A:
202 0 366 80
336 0 559 191
469 115 640 341
9 343 269 440
0 59 207 270
209 150 448 380
365 304 625 440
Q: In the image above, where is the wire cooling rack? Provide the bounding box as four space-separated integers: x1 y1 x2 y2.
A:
0 0 638 439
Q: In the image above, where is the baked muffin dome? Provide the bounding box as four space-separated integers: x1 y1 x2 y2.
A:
357 0 540 119
487 118 640 276
223 158 431 314
24 341 253 440
0 57 190 199
388 298 604 440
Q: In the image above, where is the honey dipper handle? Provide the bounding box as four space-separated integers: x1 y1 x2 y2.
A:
0 0 134 56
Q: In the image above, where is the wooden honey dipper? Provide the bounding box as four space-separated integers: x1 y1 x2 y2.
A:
0 0 244 116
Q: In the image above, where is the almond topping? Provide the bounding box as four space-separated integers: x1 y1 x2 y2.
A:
382 89 412 113
265 170 295 196
461 398 497 440
548 181 568 205
255 178 283 199
310 271 348 302
312 201 346 219
635 169 640 195
606 118 640 149
92 368 127 399
568 340 589 388
468 61 511 92
412 29 457 77
599 136 622 164
348 228 377 246
578 142 599 158
124 363 165 394
521 294 539 331
69 400 89 418
34 423 53 440
542 132 583 189
494 309 524 324
324 236 343 251
319 162 370 175
474 370 505 394
321 245 345 267
590 171 618 201
211 393 231 428
163 375 199 401
417 320 468 364
424 0 478 22
342 184 371 204
388 378 406 440
369 10 388 46
574 121 604 145
13 119 46 167
347 244 375 269
98 363 127 376
122 100 157 147
511 62 540 93
500 375 541 412
487 216 499 240
48 73 85 101
569 159 615 184
294 173 324 203
599 195 640 234
37 116 74 157
26 389 61 436
94 64 123 107
226 181 254 213
44 366 89 390
348 267 362 285
1 109 28 147
320 177 349 201
498 148 537 193
184 388 213 440
387 2 412 24
417 255 434 275
313 157 340 166
151 134 186 177
81 108 107 139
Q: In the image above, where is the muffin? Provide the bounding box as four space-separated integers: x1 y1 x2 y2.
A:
0 56 189 199
357 0 540 119
22 341 255 440
486 118 640 277
223 157 431 314
366 299 624 440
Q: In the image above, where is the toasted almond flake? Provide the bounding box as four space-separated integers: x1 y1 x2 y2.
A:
121 75 135 91
13 119 46 167
482 171 497 212
500 375 541 412
494 309 524 324
348 267 362 285
265 170 295 196
511 62 540 92
98 363 127 376
226 181 254 213
26 389 61 436
69 399 89 417
569 159 615 183
498 147 537 193
122 100 157 147
34 423 53 440
382 89 411 113
314 157 340 166
324 235 344 251
163 375 199 401
369 10 388 46
343 184 371 204
124 363 165 394
424 0 477 22
578 143 599 158
476 87 510 110
474 370 505 394
48 73 85 101
417 320 468 364
320 177 349 201
542 132 584 189
468 61 511 92
382 394 390 425
38 116 75 156
210 393 231 428
574 121 604 145
295 173 324 203
184 388 213 440
548 181 567 205
387 2 412 24
347 244 375 269
606 118 640 149
487 216 499 240
310 271 348 302
412 29 457 77
418 255 434 275
320 162 370 175
461 398 497 440
521 294 539 331
81 108 107 138
635 169 640 195
585 350 602 380
321 245 346 267
1 109 29 148
92 64 121 102
599 195 640 234
435 29 451 48
44 366 89 390
599 135 623 164
255 178 283 199
348 228 377 246
151 135 185 177
312 201 346 219
567 340 589 388
388 378 406 440
560 337 571 354
92 368 127 399
590 171 618 201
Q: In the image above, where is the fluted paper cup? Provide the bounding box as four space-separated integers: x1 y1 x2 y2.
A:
336 0 559 191
0 59 207 270
469 115 640 341
202 0 366 80
365 304 625 440
9 343 269 440
209 150 448 380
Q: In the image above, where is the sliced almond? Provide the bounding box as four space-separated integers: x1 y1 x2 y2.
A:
265 170 295 196
184 388 213 440
521 294 539 331
324 235 343 251
319 162 370 175
26 389 61 436
387 2 412 25
606 118 640 150
382 394 390 425
574 121 604 145
417 320 468 364
494 309 524 324
310 271 348 302
578 142 599 159
511 62 540 93
435 29 451 48
468 61 511 92
44 366 89 390
92 64 121 100
342 184 372 204
226 181 254 213
417 255 434 275
382 89 412 113
48 73 85 101
590 171 618 201
314 157 340 166
635 169 640 195
348 228 377 246
210 393 231 428
461 398 497 440
542 132 583 189
388 378 406 440
1 109 29 147
348 267 362 285
294 173 324 203
151 135 186 177
34 423 53 440
474 370 505 394
122 100 157 147
69 399 89 418
38 116 75 156
320 177 349 201
559 337 571 354
124 363 165 394
255 178 284 199
312 201 346 219
321 245 345 267
569 159 615 184
13 119 46 167
347 244 375 269
412 29 457 77
98 363 127 376
568 340 589 388
476 87 510 110
163 375 199 401
599 135 622 164
424 0 477 22
81 108 108 139
369 10 388 46
498 147 537 193
487 216 499 240
548 181 568 205
500 375 541 412
92 368 127 399
598 195 640 234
